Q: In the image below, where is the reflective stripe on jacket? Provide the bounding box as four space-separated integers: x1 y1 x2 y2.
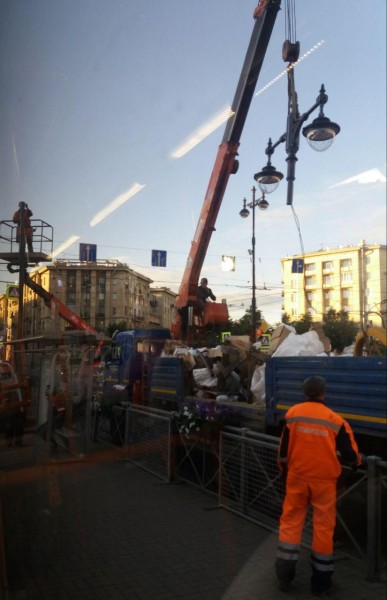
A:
279 401 360 480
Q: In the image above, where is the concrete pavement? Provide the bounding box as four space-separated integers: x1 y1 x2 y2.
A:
1 435 386 600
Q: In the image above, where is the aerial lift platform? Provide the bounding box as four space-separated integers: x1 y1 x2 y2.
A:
0 206 53 270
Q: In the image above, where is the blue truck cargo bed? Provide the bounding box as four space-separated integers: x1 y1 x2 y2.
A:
265 355 387 438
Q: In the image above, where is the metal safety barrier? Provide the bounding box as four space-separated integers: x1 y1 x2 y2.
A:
111 406 386 580
172 426 221 494
218 428 315 544
123 405 174 483
219 428 386 582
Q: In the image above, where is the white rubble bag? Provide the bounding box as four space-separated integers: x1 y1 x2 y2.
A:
251 364 266 406
272 330 324 357
192 367 218 388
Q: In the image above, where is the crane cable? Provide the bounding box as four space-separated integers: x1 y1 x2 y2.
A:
285 0 297 44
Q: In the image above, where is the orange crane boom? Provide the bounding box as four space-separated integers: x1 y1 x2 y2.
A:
173 1 281 340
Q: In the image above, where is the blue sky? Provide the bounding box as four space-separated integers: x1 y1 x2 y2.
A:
1 0 386 325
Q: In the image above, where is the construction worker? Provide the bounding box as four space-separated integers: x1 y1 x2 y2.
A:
13 202 33 252
197 277 216 317
275 375 361 597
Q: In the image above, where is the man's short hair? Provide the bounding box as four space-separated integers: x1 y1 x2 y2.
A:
200 278 208 284
302 376 326 398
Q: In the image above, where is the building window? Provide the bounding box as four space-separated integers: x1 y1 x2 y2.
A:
340 258 352 269
67 275 76 289
342 289 352 299
112 307 117 316
341 272 352 284
305 263 316 274
305 277 316 288
323 261 334 271
323 275 334 287
341 288 352 307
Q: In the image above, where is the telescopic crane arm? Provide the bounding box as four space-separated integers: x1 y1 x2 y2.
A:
173 1 281 339
24 271 98 336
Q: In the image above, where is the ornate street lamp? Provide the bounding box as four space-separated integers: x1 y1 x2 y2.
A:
239 186 269 343
254 41 340 205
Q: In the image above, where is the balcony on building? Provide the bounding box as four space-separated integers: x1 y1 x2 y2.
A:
323 273 335 288
305 277 317 289
322 260 334 271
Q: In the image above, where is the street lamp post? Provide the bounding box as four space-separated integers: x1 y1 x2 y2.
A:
239 186 269 343
253 41 340 206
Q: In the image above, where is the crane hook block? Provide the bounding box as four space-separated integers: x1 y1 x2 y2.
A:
282 40 300 63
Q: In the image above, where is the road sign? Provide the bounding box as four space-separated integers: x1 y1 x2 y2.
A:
6 285 19 300
80 243 97 262
259 319 269 332
291 258 304 273
151 249 167 267
221 255 235 271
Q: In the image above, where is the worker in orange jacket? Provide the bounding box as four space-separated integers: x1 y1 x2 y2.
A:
275 375 361 597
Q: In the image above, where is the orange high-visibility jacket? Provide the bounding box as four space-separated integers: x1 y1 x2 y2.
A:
279 400 361 480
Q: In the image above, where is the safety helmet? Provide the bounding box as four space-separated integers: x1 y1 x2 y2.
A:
302 376 326 398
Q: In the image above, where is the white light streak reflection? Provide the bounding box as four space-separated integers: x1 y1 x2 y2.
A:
170 42 323 160
50 235 80 259
170 105 235 159
90 182 146 227
254 41 325 97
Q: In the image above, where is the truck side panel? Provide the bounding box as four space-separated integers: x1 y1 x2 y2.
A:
265 356 387 438
103 329 171 401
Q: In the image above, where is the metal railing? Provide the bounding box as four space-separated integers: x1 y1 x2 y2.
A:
123 405 174 482
92 404 386 581
219 428 386 582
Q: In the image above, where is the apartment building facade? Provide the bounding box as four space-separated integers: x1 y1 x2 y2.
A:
282 241 386 327
149 287 178 329
5 260 176 338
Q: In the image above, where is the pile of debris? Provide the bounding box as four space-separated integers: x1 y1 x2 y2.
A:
163 322 332 407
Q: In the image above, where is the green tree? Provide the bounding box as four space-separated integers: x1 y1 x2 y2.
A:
105 320 127 338
281 311 291 324
293 313 313 335
322 309 359 353
281 311 313 334
226 307 262 337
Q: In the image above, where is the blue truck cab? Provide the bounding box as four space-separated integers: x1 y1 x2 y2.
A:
103 328 171 404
